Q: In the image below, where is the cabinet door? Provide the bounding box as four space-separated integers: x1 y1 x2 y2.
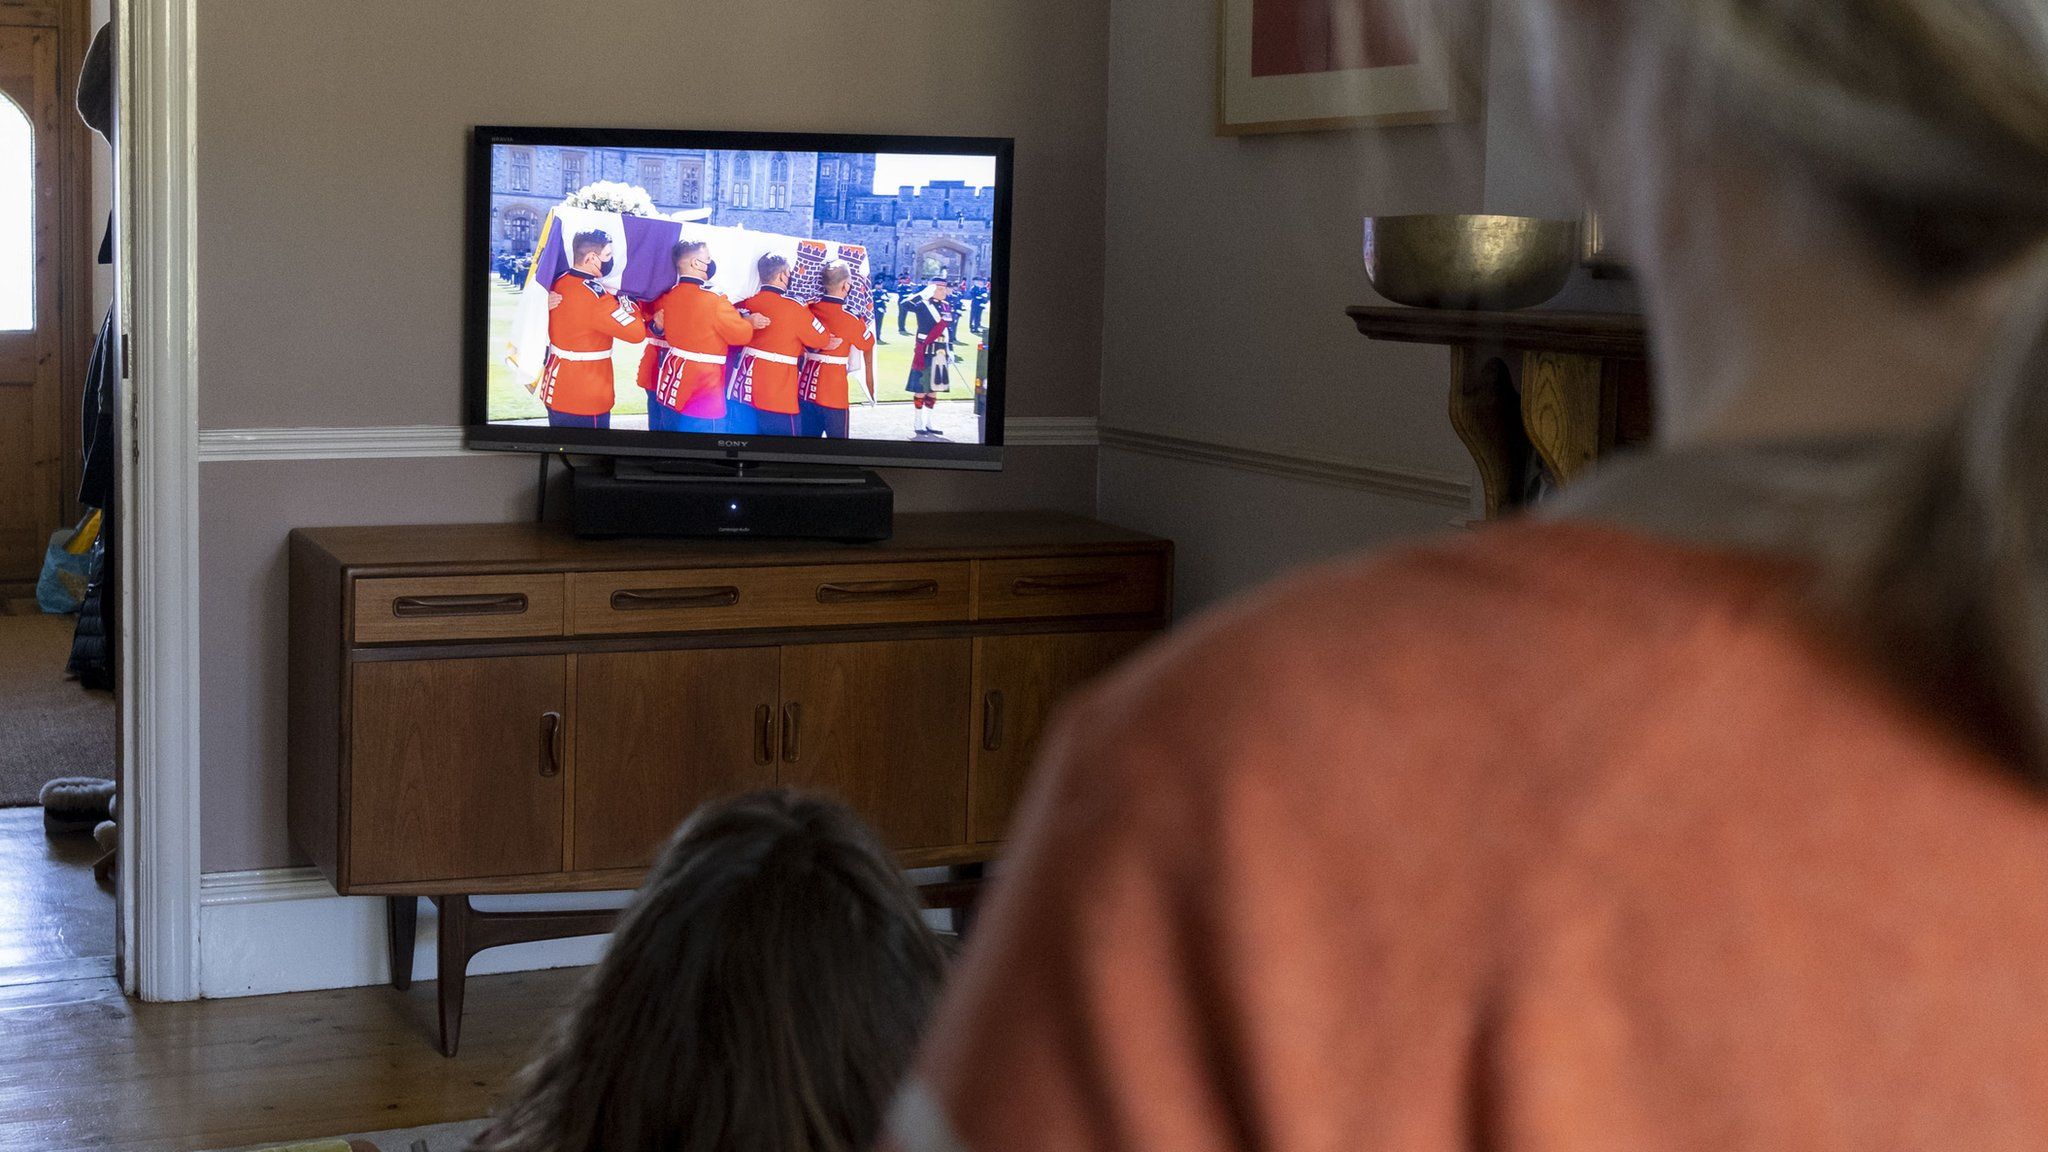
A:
573 648 781 871
971 632 1151 843
349 656 567 887
779 639 971 851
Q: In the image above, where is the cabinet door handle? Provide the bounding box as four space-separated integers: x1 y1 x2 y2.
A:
754 704 775 766
982 690 1005 752
539 711 564 778
392 593 528 618
610 586 741 612
814 579 939 604
1013 573 1127 596
781 703 802 764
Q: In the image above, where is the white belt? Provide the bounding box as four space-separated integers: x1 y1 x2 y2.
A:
646 338 671 349
802 352 850 367
547 345 611 362
740 349 799 366
670 349 728 366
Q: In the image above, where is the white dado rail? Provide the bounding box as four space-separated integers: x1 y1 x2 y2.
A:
193 421 1476 512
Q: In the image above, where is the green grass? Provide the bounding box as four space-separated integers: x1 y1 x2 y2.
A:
484 282 990 420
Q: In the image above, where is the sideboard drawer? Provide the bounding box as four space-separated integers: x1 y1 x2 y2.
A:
572 562 973 635
975 553 1167 621
353 574 567 644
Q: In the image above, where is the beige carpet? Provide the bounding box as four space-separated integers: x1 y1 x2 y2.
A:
0 612 114 808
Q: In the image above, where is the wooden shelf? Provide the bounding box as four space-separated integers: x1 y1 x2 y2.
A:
1346 306 1649 360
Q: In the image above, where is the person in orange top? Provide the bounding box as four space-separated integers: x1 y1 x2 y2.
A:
727 254 840 437
798 261 877 439
535 230 646 428
645 240 767 434
883 0 2048 1149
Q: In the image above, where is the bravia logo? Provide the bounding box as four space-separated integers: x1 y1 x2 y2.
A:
717 439 749 448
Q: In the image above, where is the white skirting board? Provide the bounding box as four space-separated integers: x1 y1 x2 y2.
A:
197 868 631 999
197 867 960 998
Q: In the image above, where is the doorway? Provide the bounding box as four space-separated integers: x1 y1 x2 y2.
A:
0 0 114 992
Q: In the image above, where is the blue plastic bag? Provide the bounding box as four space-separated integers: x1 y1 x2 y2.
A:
36 525 93 614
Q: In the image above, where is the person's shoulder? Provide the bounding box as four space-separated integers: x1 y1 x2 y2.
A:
1062 521 1804 798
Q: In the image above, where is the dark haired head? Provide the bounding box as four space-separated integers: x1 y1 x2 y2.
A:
471 790 948 1152
759 254 791 284
673 239 711 272
571 230 612 263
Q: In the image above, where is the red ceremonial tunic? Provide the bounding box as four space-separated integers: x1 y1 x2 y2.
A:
539 271 646 417
649 278 756 419
799 296 877 410
730 285 834 416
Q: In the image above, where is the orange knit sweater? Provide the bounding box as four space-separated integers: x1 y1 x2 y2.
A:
892 522 2048 1151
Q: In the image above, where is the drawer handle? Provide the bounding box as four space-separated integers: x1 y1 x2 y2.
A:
1013 573 1128 596
539 711 564 778
611 586 742 611
754 704 775 766
781 703 802 764
391 593 529 618
814 579 939 604
983 690 1005 752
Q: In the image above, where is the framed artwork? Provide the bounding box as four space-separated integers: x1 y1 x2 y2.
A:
1216 0 1481 135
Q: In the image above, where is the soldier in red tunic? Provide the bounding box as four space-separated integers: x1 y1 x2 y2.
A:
798 261 878 439
645 241 767 433
729 254 841 437
535 230 645 429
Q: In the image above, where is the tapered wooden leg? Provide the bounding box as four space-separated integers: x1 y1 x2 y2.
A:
387 896 417 991
435 895 470 1058
1449 348 1531 519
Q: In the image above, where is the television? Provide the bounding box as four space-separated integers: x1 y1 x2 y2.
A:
464 126 1014 471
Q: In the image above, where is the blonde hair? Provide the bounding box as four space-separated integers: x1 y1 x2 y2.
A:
1652 0 2048 767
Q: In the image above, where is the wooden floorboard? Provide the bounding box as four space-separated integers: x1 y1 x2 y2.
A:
0 805 115 976
0 968 585 1152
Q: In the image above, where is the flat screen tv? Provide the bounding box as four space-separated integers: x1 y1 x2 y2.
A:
464 126 1014 470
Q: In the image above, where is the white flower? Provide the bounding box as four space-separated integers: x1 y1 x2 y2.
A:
562 181 659 217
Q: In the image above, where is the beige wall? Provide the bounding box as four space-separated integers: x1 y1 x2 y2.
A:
1096 0 1488 610
196 0 1111 872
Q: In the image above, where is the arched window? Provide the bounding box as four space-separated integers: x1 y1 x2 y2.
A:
730 153 752 207
560 151 587 194
503 207 540 253
507 148 533 193
769 153 790 210
0 92 33 332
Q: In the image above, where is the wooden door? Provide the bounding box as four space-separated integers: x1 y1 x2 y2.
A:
0 25 66 590
779 639 971 851
970 631 1151 843
572 648 780 871
349 656 568 886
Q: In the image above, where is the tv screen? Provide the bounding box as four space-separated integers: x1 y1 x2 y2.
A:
465 127 1013 470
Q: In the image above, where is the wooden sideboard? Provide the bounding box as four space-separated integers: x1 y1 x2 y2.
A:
289 512 1173 1053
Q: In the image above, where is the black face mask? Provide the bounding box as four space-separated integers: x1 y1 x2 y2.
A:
599 258 616 277
705 260 718 280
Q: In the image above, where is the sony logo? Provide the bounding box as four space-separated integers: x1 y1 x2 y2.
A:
717 439 749 449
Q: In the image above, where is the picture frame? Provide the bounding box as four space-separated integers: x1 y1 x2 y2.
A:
1216 0 1482 135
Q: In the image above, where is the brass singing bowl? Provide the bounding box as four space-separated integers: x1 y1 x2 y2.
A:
1363 214 1580 311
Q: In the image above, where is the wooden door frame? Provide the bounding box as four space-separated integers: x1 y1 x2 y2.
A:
114 0 201 1001
0 0 94 593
